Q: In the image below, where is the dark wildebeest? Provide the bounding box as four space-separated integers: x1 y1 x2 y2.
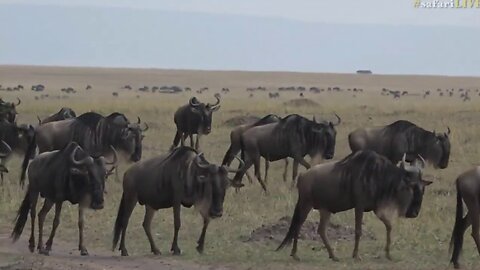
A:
37 107 77 125
171 94 220 150
277 151 431 261
0 97 21 123
222 114 289 183
232 114 341 192
11 142 116 256
112 146 242 256
449 168 480 268
20 112 148 185
348 120 451 169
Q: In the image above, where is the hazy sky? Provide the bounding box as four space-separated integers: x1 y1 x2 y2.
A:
1 1 479 75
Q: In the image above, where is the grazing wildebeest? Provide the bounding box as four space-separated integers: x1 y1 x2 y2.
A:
0 97 21 123
20 112 147 185
348 120 450 169
37 107 77 125
232 114 341 192
449 168 480 269
112 146 242 256
171 94 220 150
11 142 116 256
277 151 431 261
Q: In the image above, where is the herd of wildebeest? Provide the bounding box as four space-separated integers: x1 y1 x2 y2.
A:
0 89 477 269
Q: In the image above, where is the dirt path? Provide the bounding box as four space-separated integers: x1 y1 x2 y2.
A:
0 233 231 270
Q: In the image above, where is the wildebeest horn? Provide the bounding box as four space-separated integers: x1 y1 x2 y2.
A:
209 94 221 109
16 97 21 106
136 116 141 124
416 154 426 169
106 146 118 165
0 140 12 158
194 153 209 169
141 122 149 132
447 126 451 136
332 113 341 126
37 116 42 125
223 155 245 173
70 146 93 166
189 97 200 107
401 153 407 168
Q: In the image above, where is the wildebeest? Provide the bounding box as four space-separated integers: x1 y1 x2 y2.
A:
171 94 220 150
21 112 148 185
348 120 450 169
37 107 77 125
277 151 431 261
112 146 242 256
232 114 341 192
0 97 21 123
0 122 35 182
450 167 480 268
11 142 116 255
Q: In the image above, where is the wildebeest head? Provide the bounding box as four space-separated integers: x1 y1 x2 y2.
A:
120 117 148 162
396 155 432 218
0 98 20 123
188 94 221 134
16 124 35 156
309 114 341 162
190 153 242 218
69 145 117 210
423 128 451 169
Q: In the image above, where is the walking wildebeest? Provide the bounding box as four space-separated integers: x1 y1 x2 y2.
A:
450 168 480 269
112 146 242 256
348 120 450 169
20 112 148 185
11 142 116 256
171 94 220 151
277 151 431 261
232 114 341 192
0 97 21 123
37 107 77 125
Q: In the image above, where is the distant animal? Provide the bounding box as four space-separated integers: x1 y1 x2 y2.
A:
31 85 45 92
86 85 92 90
11 142 116 256
450 167 480 268
269 92 280 98
348 120 451 169
37 107 77 125
112 147 242 256
221 88 230 93
277 151 431 261
171 94 220 150
232 114 341 192
112 92 119 97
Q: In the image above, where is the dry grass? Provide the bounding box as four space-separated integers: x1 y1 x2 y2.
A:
1 66 480 269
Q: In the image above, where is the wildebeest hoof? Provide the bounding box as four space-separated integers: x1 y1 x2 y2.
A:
121 249 129 256
330 256 339 262
28 245 35 253
291 254 300 261
39 249 50 256
152 248 161 255
386 254 393 261
453 262 461 269
353 255 362 261
196 245 204 254
171 248 182 255
80 249 89 256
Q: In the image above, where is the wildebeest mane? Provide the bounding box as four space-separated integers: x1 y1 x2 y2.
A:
381 120 434 158
275 114 326 151
252 114 281 127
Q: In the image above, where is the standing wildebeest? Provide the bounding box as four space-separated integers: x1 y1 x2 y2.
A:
37 107 76 125
171 94 220 150
232 114 341 192
11 142 116 256
348 120 451 169
20 112 148 185
0 122 35 182
0 97 21 123
277 151 431 261
450 168 480 268
112 146 242 256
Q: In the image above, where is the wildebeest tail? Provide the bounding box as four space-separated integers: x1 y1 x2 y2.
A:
20 133 36 187
11 189 31 241
276 201 302 251
450 182 465 265
112 193 126 251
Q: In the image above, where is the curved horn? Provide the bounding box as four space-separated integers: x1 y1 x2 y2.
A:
189 97 200 107
210 94 221 109
37 116 42 125
106 146 118 165
136 116 141 124
16 97 21 106
447 126 451 136
70 146 92 166
416 154 426 169
332 113 341 126
223 155 245 173
141 122 149 132
194 153 209 169
312 116 317 123
401 153 407 168
0 140 12 158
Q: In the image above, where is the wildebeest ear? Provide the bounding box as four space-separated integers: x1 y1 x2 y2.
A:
422 180 433 186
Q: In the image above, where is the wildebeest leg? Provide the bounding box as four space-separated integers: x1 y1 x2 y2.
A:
318 210 338 261
290 202 313 261
37 199 54 255
283 158 289 182
28 192 39 253
143 205 161 255
299 158 311 169
232 153 253 188
45 203 63 253
264 159 269 183
464 196 480 256
119 195 138 256
171 130 182 150
352 207 364 260
78 206 89 256
291 160 299 188
376 212 393 260
195 134 201 151
171 203 182 255
196 217 210 254
253 154 267 193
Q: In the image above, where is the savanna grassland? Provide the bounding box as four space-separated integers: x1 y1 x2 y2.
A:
1 65 480 270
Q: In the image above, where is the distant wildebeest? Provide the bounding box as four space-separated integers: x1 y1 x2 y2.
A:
122 85 132 90
348 120 450 169
450 168 480 268
11 142 116 256
112 92 119 97
86 85 92 90
269 92 280 98
21 112 148 185
232 114 341 192
0 97 21 123
37 107 77 125
171 94 221 151
221 88 230 94
112 147 242 256
277 151 431 261
0 122 35 182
